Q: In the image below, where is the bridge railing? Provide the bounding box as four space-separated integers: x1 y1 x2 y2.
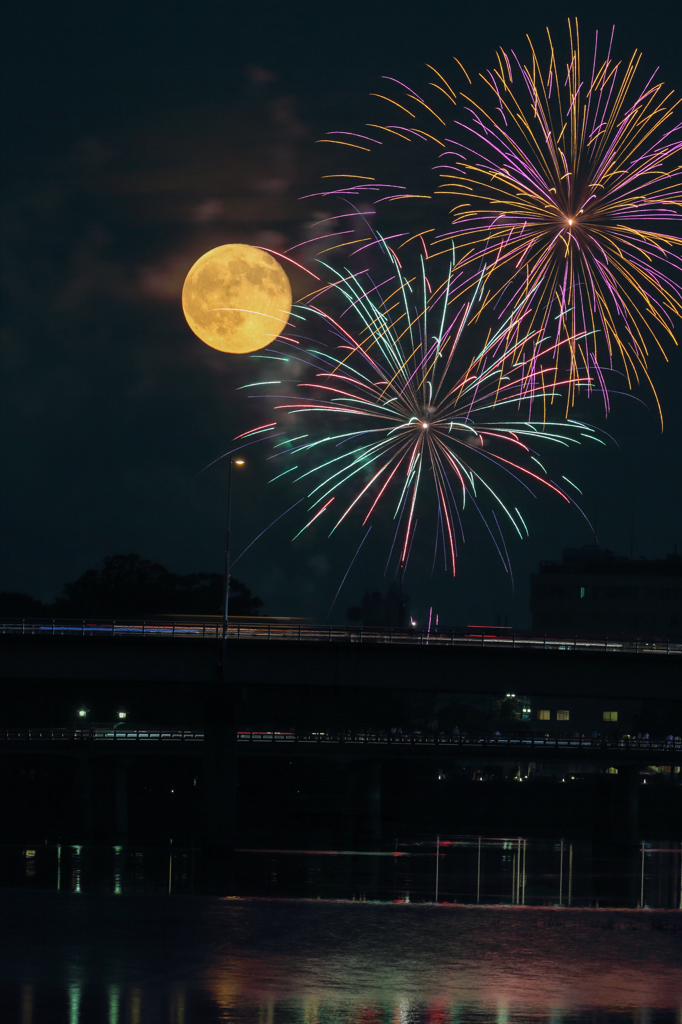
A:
0 728 204 743
0 727 679 752
1 618 681 656
236 729 682 752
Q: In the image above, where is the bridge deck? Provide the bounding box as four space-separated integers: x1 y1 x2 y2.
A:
2 619 680 657
3 621 681 702
0 728 679 764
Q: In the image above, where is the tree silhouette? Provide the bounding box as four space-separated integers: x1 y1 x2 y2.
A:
0 554 263 618
0 592 47 617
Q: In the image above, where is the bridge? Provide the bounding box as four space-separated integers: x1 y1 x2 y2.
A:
1 619 681 702
0 726 679 765
2 618 679 855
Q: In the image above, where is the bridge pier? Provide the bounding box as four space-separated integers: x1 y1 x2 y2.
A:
367 760 382 897
616 764 641 847
71 756 93 843
368 759 382 847
346 760 383 897
202 683 236 891
115 758 130 837
591 765 641 906
329 764 353 894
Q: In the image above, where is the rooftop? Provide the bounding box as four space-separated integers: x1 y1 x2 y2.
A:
538 545 682 577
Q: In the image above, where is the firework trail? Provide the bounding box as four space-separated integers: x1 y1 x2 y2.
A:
239 239 602 578
313 22 682 421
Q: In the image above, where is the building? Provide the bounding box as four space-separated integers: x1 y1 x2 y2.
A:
347 584 410 628
530 545 682 638
497 693 641 736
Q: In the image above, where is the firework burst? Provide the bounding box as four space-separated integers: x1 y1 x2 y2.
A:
240 240 602 577
314 23 682 420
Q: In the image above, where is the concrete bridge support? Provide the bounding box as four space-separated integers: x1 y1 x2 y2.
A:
71 756 93 843
616 765 641 847
367 760 382 897
202 683 236 891
347 760 383 898
591 765 642 907
115 758 129 837
367 760 382 848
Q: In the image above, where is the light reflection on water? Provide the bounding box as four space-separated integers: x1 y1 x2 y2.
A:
5 840 682 908
0 894 680 1023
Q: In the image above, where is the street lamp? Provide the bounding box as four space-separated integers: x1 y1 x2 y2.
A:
222 457 245 647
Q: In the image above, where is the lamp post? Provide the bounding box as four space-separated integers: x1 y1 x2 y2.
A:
222 458 245 680
203 453 246 883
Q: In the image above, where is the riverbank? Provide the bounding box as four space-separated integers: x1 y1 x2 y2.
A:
229 895 682 930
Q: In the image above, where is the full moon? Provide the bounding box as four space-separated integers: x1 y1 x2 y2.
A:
182 244 292 354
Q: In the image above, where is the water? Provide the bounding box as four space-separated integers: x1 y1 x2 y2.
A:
6 839 682 909
2 841 680 1022
0 893 680 1023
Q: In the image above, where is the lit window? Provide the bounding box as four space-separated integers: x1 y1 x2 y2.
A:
537 710 550 721
557 710 570 721
603 711 618 722
580 586 586 598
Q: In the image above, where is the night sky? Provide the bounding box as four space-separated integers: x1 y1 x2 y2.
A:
2 0 681 627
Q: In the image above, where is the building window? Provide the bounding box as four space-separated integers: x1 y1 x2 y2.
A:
579 587 585 599
537 710 550 721
603 711 618 722
557 710 570 721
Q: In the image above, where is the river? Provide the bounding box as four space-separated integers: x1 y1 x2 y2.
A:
1 892 680 1022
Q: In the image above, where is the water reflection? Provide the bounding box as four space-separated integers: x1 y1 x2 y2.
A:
113 846 123 896
1 847 680 1022
71 845 82 894
236 838 682 909
5 952 682 1023
199 927 682 1014
2 840 682 908
21 983 32 1024
68 980 81 1024
108 984 120 1024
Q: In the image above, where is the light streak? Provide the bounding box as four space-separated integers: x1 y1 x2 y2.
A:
236 240 601 576
318 23 682 424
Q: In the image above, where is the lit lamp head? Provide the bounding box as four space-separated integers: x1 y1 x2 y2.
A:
117 710 127 720
77 708 87 718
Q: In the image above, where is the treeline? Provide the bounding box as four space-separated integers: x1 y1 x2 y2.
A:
0 553 263 618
